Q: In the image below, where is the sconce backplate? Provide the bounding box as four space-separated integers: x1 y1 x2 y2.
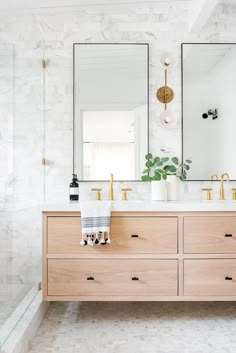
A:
156 86 174 103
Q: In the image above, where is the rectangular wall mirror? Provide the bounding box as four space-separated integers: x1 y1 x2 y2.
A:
182 43 236 181
73 43 149 181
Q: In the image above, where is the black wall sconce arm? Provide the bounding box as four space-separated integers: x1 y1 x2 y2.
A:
202 108 218 120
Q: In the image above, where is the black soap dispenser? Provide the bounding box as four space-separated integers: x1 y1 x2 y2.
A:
69 174 79 202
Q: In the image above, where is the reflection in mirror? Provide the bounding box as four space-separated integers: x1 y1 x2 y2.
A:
74 43 148 181
182 43 236 180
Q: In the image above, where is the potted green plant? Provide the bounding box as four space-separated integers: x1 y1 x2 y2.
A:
141 151 192 200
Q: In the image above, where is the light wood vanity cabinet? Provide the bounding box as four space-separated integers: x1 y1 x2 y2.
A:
184 216 236 253
43 211 236 301
184 259 236 296
48 259 178 297
47 216 177 254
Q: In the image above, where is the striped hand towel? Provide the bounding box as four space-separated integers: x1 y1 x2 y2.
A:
80 201 112 246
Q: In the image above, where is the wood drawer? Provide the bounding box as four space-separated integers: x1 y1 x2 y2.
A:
184 259 236 296
47 216 177 254
184 217 236 253
48 259 178 296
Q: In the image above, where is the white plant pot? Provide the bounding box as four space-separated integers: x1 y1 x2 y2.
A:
151 180 167 201
167 175 179 201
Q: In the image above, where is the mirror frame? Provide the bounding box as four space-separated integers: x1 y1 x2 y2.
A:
181 42 236 181
72 42 149 182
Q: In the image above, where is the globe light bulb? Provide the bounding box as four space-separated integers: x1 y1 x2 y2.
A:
159 110 177 128
164 57 171 66
160 52 178 70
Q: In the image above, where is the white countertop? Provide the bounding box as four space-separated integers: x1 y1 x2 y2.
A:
42 200 236 212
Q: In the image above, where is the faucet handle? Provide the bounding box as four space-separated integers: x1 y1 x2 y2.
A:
121 188 132 201
201 188 212 201
91 188 102 201
232 188 236 200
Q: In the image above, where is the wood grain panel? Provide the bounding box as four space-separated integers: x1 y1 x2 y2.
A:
47 216 81 254
184 259 236 296
48 259 178 296
42 213 48 300
184 217 236 253
47 216 177 254
110 217 177 254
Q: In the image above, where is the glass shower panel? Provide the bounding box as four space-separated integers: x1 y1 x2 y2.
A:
0 44 14 343
0 43 44 348
0 43 14 205
13 42 44 295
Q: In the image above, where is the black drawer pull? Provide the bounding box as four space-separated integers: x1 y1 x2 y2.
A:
225 234 233 237
132 277 139 281
87 276 94 281
131 234 139 238
225 276 233 281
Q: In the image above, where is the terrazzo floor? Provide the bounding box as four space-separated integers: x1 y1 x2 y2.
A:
28 301 236 353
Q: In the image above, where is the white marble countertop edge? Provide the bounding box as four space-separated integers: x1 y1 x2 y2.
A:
41 200 236 212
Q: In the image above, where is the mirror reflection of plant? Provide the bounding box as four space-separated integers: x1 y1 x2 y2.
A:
141 150 192 181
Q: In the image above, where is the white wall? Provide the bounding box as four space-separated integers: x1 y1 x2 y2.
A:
208 47 236 178
184 45 236 180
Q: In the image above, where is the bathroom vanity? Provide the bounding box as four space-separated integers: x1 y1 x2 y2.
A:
42 202 236 301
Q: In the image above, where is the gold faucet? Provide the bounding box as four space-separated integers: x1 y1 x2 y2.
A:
220 173 230 200
211 174 219 181
109 173 114 200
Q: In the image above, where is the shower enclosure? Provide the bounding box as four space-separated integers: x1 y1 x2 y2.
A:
0 43 44 348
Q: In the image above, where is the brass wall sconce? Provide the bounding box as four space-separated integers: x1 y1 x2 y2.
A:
156 52 178 127
156 72 174 106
